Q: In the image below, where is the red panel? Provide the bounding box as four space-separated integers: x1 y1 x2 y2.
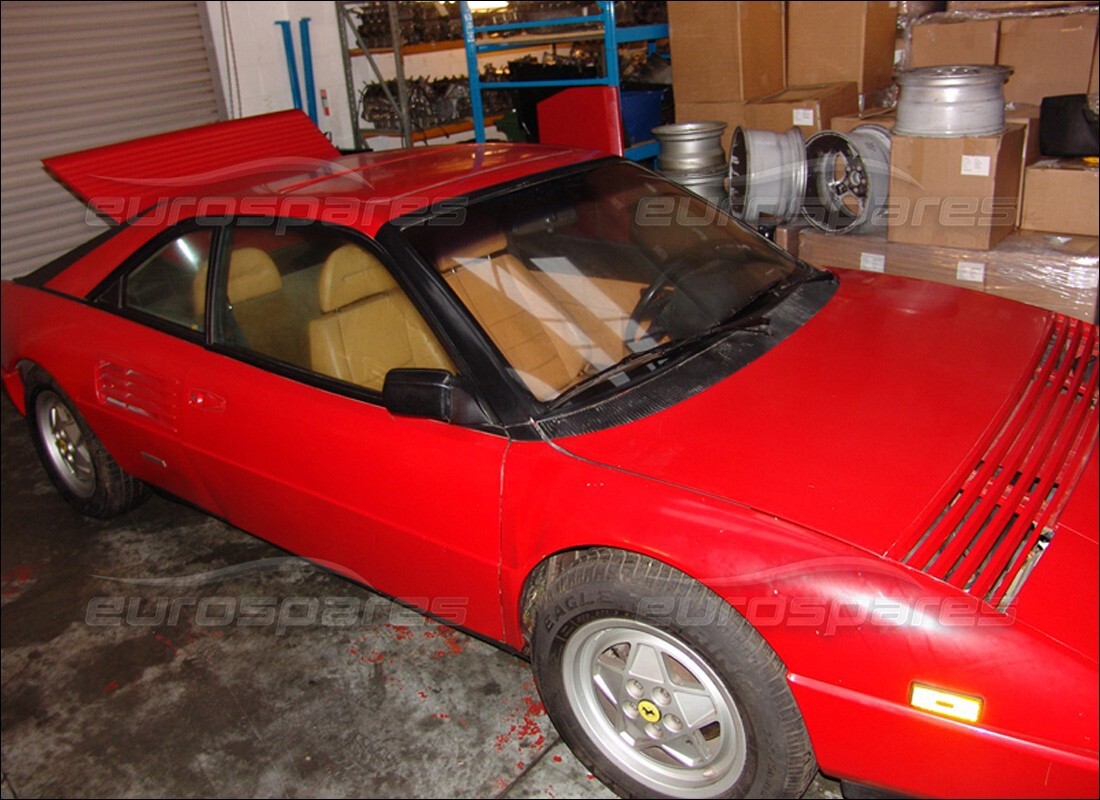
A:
537 86 625 156
556 271 1056 558
790 674 1099 798
43 110 339 222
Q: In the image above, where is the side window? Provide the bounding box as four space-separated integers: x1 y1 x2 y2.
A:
123 229 213 332
213 222 454 392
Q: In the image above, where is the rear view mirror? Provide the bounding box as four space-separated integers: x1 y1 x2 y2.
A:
382 369 491 426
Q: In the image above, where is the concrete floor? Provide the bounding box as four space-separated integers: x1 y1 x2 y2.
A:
0 391 843 799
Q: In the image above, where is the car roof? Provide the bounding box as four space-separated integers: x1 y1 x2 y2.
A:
246 143 605 233
43 112 605 235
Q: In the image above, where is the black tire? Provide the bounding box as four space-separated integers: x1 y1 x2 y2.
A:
24 366 149 519
531 548 816 799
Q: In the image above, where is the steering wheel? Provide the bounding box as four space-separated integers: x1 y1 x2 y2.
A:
624 240 749 346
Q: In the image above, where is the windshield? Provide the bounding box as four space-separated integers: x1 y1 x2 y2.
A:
402 161 811 402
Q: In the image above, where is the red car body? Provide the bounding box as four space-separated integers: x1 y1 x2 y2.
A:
1 112 1096 798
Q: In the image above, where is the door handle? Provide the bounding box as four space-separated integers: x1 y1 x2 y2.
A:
188 389 226 412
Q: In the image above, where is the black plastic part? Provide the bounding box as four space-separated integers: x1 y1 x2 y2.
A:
1040 94 1099 157
383 369 491 426
840 778 911 799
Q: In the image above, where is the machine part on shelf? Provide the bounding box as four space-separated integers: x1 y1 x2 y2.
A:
387 2 413 147
802 125 893 234
350 1 633 50
664 167 729 209
895 65 1012 137
653 122 728 174
728 127 807 227
360 76 488 136
341 3 403 147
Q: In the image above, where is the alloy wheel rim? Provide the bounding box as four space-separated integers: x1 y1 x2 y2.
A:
562 617 747 797
36 392 96 499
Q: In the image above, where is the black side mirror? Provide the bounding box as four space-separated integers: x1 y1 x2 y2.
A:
382 369 491 426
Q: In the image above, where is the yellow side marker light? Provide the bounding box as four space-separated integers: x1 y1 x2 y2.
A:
910 683 983 724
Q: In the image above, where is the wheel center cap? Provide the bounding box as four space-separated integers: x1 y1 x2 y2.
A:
637 699 661 723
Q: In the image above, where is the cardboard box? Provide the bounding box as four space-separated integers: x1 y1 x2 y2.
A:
668 2 785 103
674 101 747 155
772 222 809 259
1020 159 1100 237
910 18 1000 69
799 229 988 290
745 83 860 135
787 2 899 94
888 124 1026 250
985 232 1099 322
802 227 1100 322
799 229 889 273
887 240 990 290
830 109 897 134
1004 103 1042 225
948 1 1083 10
998 13 1098 105
1090 29 1099 94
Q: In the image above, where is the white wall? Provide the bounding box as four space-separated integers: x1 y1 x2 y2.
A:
205 1 354 147
204 1 554 151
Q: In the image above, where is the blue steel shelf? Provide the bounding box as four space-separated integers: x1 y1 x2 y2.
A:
460 0 668 161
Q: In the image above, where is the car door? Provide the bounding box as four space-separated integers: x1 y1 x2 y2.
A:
79 221 224 512
174 219 510 639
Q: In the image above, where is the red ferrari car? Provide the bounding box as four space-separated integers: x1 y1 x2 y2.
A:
1 111 1097 799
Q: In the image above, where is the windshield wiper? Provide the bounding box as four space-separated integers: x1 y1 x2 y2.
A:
550 312 772 409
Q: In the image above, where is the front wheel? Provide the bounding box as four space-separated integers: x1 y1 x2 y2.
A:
531 549 815 799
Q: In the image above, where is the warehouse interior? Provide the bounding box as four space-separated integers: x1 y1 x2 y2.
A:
1 1 1098 798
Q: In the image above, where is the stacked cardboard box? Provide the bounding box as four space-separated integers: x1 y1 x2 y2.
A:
906 6 1098 105
786 2 899 95
668 1 785 152
888 125 1027 250
797 228 1099 322
744 84 860 136
1020 159 1100 237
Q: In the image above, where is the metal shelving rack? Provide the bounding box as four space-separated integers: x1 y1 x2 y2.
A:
460 1 669 161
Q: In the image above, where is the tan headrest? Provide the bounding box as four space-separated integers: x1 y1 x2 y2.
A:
192 247 283 316
227 248 282 303
318 244 397 313
437 229 508 271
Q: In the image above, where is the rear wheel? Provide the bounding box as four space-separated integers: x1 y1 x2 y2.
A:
25 367 148 518
531 549 815 799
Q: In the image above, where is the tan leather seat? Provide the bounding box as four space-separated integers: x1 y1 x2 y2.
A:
309 244 453 391
192 247 310 365
192 247 283 316
436 231 587 401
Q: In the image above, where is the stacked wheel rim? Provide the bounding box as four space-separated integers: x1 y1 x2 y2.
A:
728 127 807 226
802 124 892 233
895 65 1012 137
654 121 729 208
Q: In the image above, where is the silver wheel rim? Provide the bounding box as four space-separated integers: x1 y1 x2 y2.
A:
36 391 96 499
728 126 807 226
563 617 747 797
803 125 892 233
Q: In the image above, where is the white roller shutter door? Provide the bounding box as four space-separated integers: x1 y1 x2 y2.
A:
1 1 224 278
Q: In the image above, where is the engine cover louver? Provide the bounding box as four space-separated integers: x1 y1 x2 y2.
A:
890 315 1098 610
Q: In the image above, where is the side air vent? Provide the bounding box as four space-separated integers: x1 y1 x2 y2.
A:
95 360 179 431
889 315 1098 610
